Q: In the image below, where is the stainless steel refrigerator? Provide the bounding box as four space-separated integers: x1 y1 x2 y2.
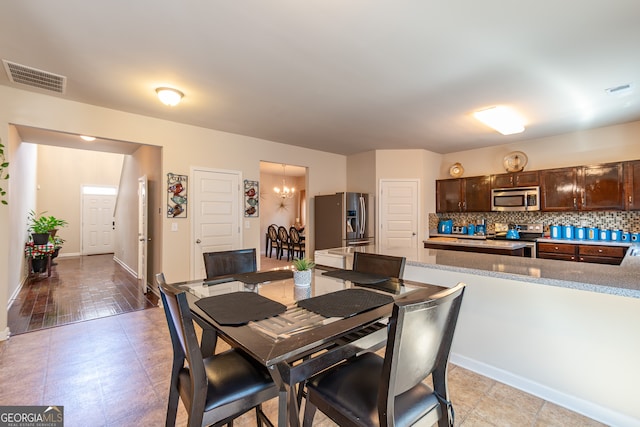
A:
314 192 375 250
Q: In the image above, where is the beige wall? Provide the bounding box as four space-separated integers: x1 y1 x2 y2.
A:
0 85 347 334
347 150 376 195
35 144 124 255
439 121 640 179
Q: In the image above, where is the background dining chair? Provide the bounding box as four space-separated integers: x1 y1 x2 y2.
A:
266 225 279 258
302 283 466 427
203 248 257 280
159 281 278 427
277 226 292 261
289 227 305 259
352 252 406 278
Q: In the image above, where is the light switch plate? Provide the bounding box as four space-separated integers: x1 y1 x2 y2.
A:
171 222 178 232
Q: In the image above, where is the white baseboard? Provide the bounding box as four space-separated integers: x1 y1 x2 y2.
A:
8 276 27 309
58 252 81 258
450 353 639 427
113 256 137 278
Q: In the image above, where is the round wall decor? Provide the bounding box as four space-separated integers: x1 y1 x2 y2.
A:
503 151 528 172
449 162 464 177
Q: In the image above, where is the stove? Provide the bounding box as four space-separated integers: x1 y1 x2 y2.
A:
490 223 544 257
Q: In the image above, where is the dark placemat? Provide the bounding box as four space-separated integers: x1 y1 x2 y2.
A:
233 270 293 285
297 288 394 318
195 292 286 325
322 269 389 285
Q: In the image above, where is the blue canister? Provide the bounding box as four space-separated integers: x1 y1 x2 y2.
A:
563 225 574 240
575 227 586 240
632 233 640 242
621 232 631 242
610 230 621 241
599 229 611 241
587 227 599 241
467 224 475 235
550 225 562 239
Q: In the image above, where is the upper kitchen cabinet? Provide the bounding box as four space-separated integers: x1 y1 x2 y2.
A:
581 162 625 211
626 160 640 210
436 176 491 212
540 162 625 211
491 171 539 188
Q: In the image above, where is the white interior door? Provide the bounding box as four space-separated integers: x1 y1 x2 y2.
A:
192 168 241 279
379 179 419 249
82 190 116 255
138 176 148 293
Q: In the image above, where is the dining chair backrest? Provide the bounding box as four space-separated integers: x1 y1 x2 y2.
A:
289 227 302 244
268 224 278 241
352 252 406 278
379 283 466 424
159 282 207 403
202 248 257 279
277 226 289 244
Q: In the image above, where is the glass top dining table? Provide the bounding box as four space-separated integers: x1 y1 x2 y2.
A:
168 267 446 427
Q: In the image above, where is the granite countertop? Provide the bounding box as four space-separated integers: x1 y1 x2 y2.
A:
320 244 640 299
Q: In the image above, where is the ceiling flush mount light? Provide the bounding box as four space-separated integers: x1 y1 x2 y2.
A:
80 135 96 141
273 164 295 199
155 87 184 106
473 106 525 135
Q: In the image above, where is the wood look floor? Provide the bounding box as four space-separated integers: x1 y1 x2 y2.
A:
0 253 607 426
8 254 158 335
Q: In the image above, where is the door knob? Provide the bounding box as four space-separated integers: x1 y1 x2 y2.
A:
412 232 417 236
196 239 202 244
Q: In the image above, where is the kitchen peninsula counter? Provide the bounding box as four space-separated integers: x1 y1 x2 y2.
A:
314 244 640 425
317 243 640 298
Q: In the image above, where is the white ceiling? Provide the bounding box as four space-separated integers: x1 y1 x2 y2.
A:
2 1 640 155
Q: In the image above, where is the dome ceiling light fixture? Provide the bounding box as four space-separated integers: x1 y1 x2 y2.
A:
273 164 295 199
155 87 184 106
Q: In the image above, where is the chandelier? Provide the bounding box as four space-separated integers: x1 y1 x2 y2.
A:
274 164 295 199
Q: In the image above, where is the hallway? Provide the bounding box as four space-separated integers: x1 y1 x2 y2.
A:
8 254 158 335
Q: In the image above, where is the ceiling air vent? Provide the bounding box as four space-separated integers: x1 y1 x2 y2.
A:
2 60 66 93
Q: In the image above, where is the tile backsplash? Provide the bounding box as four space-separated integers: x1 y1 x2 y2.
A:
430 211 640 235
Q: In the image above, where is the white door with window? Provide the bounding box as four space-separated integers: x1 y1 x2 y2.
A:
82 187 117 255
379 179 419 249
191 168 242 279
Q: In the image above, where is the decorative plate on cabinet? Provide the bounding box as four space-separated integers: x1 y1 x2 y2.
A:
449 162 464 177
503 151 528 172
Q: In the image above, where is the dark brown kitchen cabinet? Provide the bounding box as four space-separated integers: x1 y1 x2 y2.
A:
436 176 490 212
581 162 625 211
491 170 539 188
540 167 579 211
626 160 640 210
540 162 625 211
537 242 626 265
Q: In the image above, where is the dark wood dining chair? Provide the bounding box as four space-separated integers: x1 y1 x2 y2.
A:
203 248 257 280
302 283 466 427
277 226 292 261
352 252 406 278
289 227 305 259
266 224 279 258
159 280 278 427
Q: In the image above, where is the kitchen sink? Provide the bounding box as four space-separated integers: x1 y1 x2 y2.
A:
628 247 640 257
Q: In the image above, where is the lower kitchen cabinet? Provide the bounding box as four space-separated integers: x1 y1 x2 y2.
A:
537 242 626 265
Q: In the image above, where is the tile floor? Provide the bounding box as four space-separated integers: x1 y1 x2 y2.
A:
0 254 607 426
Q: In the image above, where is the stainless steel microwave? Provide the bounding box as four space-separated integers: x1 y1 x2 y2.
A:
491 186 540 211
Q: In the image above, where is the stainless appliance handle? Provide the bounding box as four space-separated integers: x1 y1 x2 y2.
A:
359 196 366 237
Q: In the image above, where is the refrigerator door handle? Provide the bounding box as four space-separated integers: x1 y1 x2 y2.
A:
359 196 366 237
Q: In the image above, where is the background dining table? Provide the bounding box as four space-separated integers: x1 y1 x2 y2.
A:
168 267 445 427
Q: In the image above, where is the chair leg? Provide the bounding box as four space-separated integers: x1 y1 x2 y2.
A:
302 399 317 427
165 381 180 427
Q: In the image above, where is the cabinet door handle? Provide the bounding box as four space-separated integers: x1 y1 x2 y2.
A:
598 249 603 253
573 197 577 209
554 246 559 250
630 195 633 205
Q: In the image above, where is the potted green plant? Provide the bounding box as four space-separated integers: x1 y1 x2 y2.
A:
27 210 68 243
292 257 315 287
28 210 52 244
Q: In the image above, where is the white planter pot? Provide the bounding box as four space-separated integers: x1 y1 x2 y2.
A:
293 269 312 287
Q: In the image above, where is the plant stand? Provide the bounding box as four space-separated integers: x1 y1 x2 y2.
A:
24 242 55 279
